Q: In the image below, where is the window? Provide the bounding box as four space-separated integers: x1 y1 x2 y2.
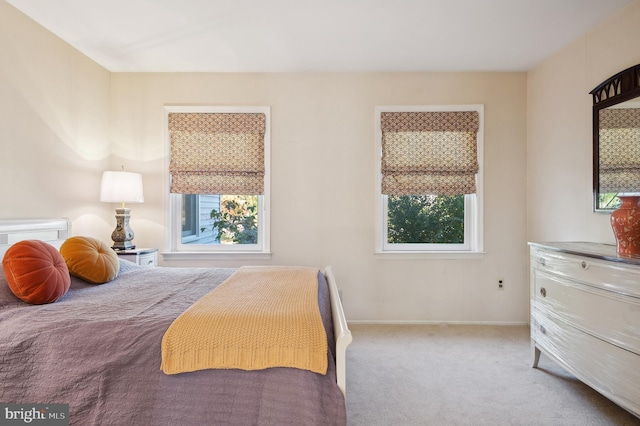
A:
181 194 198 238
166 106 270 255
375 105 483 254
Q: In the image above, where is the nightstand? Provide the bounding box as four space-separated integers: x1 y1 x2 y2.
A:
115 248 158 267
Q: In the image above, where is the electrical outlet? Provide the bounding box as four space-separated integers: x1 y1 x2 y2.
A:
497 279 505 290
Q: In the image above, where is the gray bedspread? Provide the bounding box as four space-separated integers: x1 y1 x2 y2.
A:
0 261 346 425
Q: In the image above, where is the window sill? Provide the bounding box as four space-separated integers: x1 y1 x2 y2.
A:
374 251 485 260
162 251 272 261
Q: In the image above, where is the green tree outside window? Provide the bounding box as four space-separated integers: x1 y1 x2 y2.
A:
387 195 464 244
205 195 258 244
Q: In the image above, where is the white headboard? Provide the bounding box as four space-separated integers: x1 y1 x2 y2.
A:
0 218 71 258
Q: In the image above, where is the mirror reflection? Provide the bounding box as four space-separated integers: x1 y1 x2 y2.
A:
597 99 640 210
592 64 640 212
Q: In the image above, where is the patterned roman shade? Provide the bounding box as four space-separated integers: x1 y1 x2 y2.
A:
381 111 479 196
599 108 640 193
169 112 266 194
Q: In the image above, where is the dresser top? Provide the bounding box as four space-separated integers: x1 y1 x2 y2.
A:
529 241 640 266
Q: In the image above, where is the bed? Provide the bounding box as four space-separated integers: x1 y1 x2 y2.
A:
0 218 351 425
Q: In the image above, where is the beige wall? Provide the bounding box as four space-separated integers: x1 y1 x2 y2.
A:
527 0 640 244
111 72 528 322
3 0 531 323
3 0 636 324
0 1 112 236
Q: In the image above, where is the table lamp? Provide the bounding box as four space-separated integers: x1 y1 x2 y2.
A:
100 170 144 250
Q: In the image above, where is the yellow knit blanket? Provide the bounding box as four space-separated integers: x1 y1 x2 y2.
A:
161 266 328 375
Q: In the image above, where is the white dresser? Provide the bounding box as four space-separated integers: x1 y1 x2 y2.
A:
529 242 640 417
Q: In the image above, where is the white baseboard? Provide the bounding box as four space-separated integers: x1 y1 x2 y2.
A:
348 320 529 326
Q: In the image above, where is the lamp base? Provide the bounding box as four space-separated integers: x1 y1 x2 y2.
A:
111 207 136 251
610 195 640 257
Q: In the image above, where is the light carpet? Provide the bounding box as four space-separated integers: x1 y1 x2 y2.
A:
346 324 639 425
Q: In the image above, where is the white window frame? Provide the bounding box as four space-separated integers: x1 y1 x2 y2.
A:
375 105 484 257
164 105 271 260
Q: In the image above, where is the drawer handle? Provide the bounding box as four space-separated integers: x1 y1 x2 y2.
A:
540 258 546 266
540 287 546 297
581 261 588 269
146 260 153 265
540 325 546 335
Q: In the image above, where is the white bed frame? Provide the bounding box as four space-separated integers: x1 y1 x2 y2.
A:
0 218 352 397
0 218 70 256
323 265 352 396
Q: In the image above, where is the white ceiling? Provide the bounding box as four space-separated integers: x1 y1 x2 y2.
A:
6 0 634 73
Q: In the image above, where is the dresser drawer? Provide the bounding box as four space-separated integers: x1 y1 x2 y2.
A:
531 247 640 298
531 312 640 416
532 269 640 355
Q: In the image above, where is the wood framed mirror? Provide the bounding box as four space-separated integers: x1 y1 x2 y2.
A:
591 64 640 212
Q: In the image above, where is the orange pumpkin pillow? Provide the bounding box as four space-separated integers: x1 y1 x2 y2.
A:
60 237 119 284
2 240 71 304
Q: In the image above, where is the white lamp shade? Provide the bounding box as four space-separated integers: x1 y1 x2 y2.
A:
100 171 144 203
